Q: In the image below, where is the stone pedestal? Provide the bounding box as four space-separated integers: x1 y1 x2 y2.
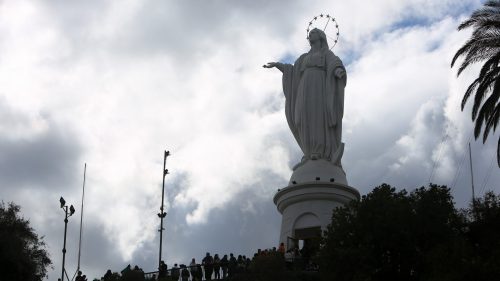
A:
273 159 359 248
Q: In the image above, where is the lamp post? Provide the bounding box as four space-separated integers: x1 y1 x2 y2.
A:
158 150 170 271
60 197 75 281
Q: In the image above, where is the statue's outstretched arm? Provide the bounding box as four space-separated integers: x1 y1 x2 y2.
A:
263 62 285 72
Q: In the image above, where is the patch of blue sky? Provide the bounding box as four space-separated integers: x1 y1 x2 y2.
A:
279 53 297 64
390 1 479 32
337 48 359 69
342 2 480 68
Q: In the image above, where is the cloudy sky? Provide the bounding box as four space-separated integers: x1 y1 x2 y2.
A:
1 0 499 279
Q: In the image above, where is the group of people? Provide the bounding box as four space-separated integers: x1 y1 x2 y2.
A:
161 252 252 281
161 244 291 281
76 271 89 281
96 242 303 281
57 270 89 281
100 264 147 281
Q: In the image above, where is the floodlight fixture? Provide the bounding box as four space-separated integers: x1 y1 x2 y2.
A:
59 197 74 281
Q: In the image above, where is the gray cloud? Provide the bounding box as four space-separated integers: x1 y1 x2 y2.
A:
0 99 82 191
135 185 282 273
35 0 309 65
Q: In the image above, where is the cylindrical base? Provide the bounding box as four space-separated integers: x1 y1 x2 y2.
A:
290 159 348 186
273 181 359 249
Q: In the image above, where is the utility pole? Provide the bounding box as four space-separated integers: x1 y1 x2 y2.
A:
60 197 75 281
158 150 170 270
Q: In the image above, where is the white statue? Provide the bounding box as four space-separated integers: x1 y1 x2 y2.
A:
264 28 347 167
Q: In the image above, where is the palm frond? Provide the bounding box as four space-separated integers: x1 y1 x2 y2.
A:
457 46 500 76
493 104 500 132
478 53 500 79
464 70 497 114
471 21 500 37
459 5 500 30
482 77 500 140
472 70 499 119
483 103 500 142
462 77 481 110
475 27 500 39
485 0 500 8
475 77 500 139
497 137 500 167
452 35 500 73
460 14 500 30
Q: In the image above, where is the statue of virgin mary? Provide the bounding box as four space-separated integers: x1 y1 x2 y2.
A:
264 28 346 168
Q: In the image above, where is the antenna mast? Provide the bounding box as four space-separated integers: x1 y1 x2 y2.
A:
77 163 86 274
468 143 476 202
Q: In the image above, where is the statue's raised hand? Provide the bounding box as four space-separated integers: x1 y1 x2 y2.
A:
335 68 346 79
263 62 284 72
263 62 279 68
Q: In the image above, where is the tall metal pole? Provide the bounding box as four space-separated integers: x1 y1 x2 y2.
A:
61 206 69 281
469 142 476 202
158 150 169 270
77 163 86 273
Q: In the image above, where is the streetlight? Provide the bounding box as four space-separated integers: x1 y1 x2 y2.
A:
60 196 75 281
158 150 170 271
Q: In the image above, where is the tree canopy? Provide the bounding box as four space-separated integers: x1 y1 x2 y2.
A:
318 184 500 281
0 202 52 281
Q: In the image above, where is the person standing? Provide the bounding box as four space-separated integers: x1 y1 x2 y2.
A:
220 254 228 279
75 271 83 281
278 243 285 256
103 269 113 281
171 263 180 281
202 252 214 280
228 253 237 278
159 261 168 280
213 254 221 279
195 264 203 281
189 259 197 281
181 265 190 281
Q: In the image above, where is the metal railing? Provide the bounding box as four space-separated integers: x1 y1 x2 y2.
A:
143 264 230 281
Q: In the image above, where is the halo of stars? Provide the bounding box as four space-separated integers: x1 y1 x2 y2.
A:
306 14 340 49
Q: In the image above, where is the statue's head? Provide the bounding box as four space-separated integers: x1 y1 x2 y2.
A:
308 28 329 50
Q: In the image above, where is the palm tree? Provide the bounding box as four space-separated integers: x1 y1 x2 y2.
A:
451 0 500 167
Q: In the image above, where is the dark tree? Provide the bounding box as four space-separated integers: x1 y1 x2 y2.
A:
461 192 500 280
451 0 500 167
0 202 52 281
317 184 465 281
231 253 302 281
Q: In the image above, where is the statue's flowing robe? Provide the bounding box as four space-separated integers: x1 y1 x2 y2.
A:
281 49 346 165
